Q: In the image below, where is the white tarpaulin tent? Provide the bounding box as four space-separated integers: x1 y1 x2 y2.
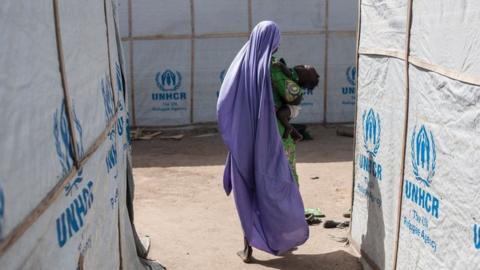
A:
118 0 358 127
350 0 480 269
0 1 161 269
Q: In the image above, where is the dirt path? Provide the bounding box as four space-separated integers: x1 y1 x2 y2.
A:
132 125 361 270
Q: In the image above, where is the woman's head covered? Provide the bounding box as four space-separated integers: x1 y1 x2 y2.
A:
216 20 309 255
217 21 281 108
249 21 281 54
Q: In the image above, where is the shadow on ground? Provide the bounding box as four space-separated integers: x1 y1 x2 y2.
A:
251 250 361 270
132 125 353 168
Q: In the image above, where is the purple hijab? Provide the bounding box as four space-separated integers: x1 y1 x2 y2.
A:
217 21 309 255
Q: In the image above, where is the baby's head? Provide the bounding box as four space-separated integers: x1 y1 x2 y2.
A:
294 65 319 90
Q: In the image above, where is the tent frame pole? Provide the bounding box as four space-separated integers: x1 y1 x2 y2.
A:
392 0 415 268
348 0 363 241
322 0 329 124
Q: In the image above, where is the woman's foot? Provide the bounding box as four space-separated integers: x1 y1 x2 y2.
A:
237 237 253 263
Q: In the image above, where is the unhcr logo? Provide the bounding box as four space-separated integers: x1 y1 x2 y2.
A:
404 124 440 219
101 76 115 122
106 129 118 175
52 101 94 248
56 180 94 248
346 66 356 86
358 108 382 181
53 101 85 177
342 66 357 97
152 69 187 101
156 69 182 91
362 108 381 157
411 125 436 187
474 224 480 250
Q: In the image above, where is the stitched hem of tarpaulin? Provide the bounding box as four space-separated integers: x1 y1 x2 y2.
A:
358 47 404 60
358 48 480 87
408 56 480 86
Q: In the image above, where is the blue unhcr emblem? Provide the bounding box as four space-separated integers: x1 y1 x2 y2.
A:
53 101 85 176
56 181 94 247
156 69 182 91
72 104 85 157
411 125 436 187
105 128 118 174
474 224 480 249
53 102 74 175
101 76 115 122
362 108 381 156
346 66 356 86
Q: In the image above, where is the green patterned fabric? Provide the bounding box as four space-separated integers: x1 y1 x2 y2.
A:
282 136 298 185
271 57 302 185
271 57 302 109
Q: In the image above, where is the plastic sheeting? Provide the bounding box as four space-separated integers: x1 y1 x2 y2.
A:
0 0 146 269
251 0 326 32
351 55 405 270
326 34 357 123
351 0 480 269
132 0 191 36
409 1 480 77
120 0 358 126
396 65 480 270
193 37 245 123
133 39 192 126
359 0 407 53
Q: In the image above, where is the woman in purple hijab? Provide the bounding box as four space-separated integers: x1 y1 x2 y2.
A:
217 21 309 262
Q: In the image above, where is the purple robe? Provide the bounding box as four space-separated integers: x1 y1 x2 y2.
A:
217 21 309 255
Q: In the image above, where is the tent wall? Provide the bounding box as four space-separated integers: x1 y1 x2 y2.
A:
0 0 144 269
118 0 358 127
350 0 480 269
350 55 406 270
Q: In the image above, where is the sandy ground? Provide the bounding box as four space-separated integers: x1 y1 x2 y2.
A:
132 125 362 270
